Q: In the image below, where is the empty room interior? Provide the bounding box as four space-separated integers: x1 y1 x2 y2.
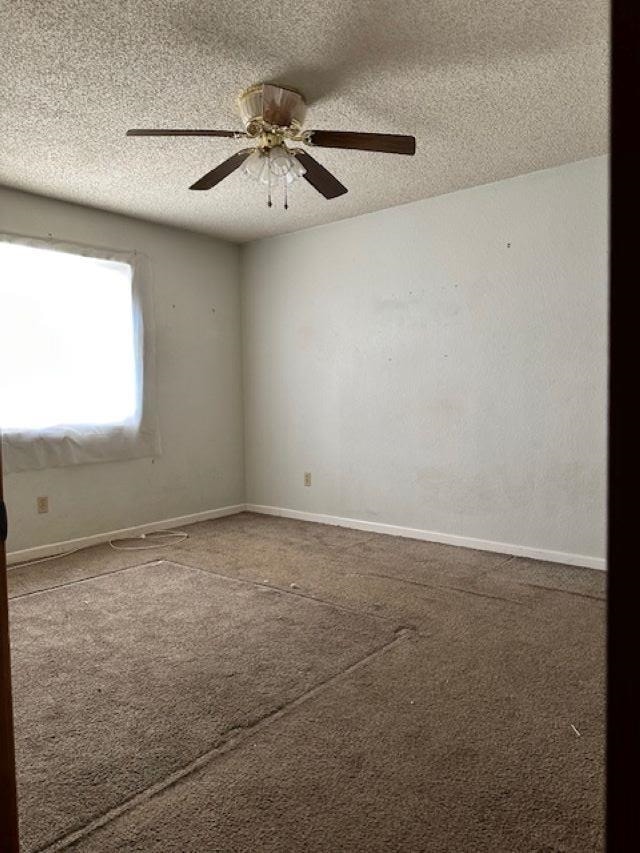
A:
0 2 608 852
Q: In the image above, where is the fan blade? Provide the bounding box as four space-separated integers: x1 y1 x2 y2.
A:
293 150 347 199
189 149 254 191
307 130 415 155
126 129 246 138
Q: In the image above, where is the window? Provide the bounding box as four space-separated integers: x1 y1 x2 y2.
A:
0 235 160 472
1 242 136 430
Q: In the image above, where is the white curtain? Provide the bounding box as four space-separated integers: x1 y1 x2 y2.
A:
0 233 161 473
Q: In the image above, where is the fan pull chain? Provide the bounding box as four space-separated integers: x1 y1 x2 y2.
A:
267 152 272 208
284 181 288 210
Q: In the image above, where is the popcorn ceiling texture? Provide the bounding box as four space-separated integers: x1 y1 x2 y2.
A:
0 0 608 243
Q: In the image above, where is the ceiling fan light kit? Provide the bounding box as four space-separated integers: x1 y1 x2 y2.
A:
242 147 306 210
126 82 416 210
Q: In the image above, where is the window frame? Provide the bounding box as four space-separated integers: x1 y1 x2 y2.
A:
0 233 160 473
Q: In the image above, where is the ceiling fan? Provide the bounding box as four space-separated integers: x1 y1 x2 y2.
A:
126 83 416 209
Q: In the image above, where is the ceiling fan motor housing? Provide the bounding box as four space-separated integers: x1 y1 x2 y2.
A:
237 83 307 138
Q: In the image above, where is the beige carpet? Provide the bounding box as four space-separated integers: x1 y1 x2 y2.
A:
8 512 605 852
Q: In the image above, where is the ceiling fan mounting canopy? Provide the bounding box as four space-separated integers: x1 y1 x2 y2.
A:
237 83 307 139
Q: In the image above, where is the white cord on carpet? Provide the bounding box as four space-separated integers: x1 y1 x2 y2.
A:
108 530 189 551
8 529 190 569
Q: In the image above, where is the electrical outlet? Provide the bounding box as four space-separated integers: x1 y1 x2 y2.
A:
304 472 312 487
37 496 49 514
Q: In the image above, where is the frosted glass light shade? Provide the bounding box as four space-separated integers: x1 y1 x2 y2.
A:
242 148 306 186
243 150 269 183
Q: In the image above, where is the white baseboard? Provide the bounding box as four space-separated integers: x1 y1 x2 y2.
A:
245 504 606 572
6 504 245 567
7 501 606 572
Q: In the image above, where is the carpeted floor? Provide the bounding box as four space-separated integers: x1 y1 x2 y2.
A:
8 512 605 852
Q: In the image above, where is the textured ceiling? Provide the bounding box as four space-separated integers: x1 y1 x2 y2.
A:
1 1 608 243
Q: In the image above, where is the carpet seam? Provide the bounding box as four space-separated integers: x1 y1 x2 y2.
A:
167 557 405 625
349 570 527 606
14 556 602 607
36 627 414 853
10 556 400 627
8 559 166 601
9 560 170 601
10 546 601 607
520 582 606 601
485 555 605 599
352 567 604 604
